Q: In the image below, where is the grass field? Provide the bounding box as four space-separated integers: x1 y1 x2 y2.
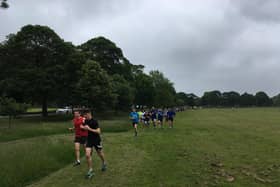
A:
1 108 280 187
26 108 57 113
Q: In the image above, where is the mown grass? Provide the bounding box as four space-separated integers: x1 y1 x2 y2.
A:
28 108 280 187
0 135 73 187
0 115 129 142
0 114 130 187
3 108 280 187
26 108 57 113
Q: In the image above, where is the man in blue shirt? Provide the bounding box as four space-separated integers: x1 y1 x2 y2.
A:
129 108 139 136
167 108 176 128
157 109 164 128
151 107 157 128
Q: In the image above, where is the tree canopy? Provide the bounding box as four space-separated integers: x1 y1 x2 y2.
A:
0 24 278 114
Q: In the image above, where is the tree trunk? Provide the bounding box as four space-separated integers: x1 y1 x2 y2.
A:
42 97 48 117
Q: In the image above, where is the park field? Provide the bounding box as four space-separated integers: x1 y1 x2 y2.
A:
1 108 280 187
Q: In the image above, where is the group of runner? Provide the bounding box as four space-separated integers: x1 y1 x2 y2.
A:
69 110 106 179
130 107 176 136
69 107 177 179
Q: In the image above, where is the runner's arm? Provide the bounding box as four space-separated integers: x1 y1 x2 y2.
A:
86 126 101 134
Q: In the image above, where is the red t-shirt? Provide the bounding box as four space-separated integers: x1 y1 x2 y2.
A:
73 117 88 137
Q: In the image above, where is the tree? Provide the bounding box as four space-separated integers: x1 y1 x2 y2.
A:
272 94 280 106
79 37 133 79
0 25 75 116
77 60 116 111
221 91 240 107
0 97 28 128
201 91 222 106
149 71 176 107
112 74 134 111
134 73 156 107
255 91 272 106
0 0 8 8
240 93 255 107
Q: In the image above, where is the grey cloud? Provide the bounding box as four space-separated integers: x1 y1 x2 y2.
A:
231 0 280 22
0 0 279 96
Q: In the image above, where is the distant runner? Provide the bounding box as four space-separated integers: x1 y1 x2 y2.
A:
167 108 176 128
151 107 157 128
157 109 164 128
69 111 87 167
82 111 107 179
130 108 139 136
143 110 150 127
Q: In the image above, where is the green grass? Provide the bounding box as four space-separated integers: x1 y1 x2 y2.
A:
2 108 280 187
0 135 73 187
0 115 129 142
26 108 57 113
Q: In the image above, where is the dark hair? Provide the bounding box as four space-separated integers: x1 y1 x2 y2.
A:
84 110 91 114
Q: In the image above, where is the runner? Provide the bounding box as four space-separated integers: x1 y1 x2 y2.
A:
69 111 87 167
143 110 150 127
82 111 107 179
130 108 139 136
167 108 176 128
157 108 164 128
137 110 144 125
164 108 168 123
151 107 157 128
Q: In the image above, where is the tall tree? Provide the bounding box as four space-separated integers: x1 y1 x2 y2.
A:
79 36 133 79
149 70 176 107
221 91 240 107
112 74 134 111
0 0 8 8
272 94 280 106
77 60 116 111
134 73 156 107
0 25 74 116
255 91 272 106
240 93 255 107
201 91 222 106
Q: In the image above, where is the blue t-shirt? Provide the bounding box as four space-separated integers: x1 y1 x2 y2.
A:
130 112 139 123
157 111 163 119
167 110 176 118
151 110 157 119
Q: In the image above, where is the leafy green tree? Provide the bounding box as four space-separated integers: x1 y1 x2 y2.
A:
0 25 75 116
272 94 280 106
0 97 28 128
176 92 188 106
77 60 116 111
112 74 134 111
240 93 255 107
255 91 272 106
134 73 156 107
0 0 8 8
201 91 222 106
79 37 133 79
221 91 240 107
149 71 176 107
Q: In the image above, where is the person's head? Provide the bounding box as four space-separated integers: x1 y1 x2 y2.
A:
74 110 81 118
132 108 136 112
84 110 92 119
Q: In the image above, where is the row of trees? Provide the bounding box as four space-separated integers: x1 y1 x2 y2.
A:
176 91 277 107
0 25 279 118
0 25 177 116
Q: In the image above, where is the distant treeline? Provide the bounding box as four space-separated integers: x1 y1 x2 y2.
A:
0 25 278 118
176 91 280 107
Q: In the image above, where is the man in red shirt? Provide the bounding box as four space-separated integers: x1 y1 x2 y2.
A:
69 111 88 166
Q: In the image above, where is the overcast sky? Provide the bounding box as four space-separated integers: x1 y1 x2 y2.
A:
1 0 279 96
